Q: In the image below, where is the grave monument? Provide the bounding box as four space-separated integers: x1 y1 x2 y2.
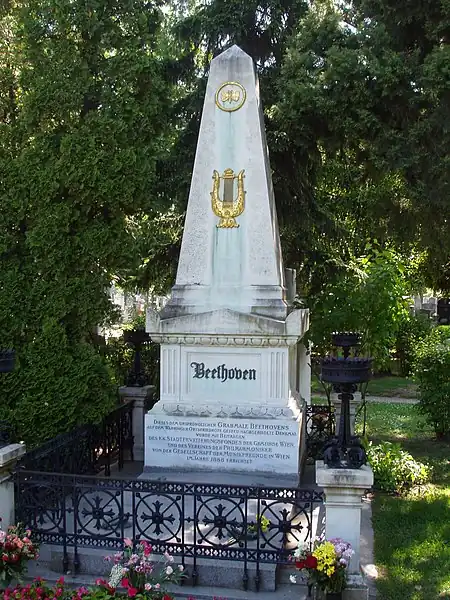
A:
145 45 310 478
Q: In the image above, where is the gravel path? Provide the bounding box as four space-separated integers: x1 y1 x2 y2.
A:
364 395 419 404
314 393 419 405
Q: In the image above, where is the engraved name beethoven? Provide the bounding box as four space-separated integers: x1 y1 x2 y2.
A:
190 361 256 382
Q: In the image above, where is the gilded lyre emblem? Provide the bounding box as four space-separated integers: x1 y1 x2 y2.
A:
211 168 246 228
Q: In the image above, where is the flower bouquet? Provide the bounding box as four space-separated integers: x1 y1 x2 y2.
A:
0 521 39 588
290 538 353 598
107 538 184 597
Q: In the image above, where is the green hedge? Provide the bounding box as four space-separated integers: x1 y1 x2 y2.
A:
0 320 117 448
414 325 450 440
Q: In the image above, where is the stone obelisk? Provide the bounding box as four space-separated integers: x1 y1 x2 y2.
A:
145 46 310 479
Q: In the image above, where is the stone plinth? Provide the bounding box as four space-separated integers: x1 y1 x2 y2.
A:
119 385 155 462
0 443 26 527
315 460 374 574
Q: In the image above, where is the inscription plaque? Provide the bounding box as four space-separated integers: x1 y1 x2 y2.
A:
145 414 300 474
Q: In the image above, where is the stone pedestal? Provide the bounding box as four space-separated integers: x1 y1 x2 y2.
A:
0 443 26 527
332 392 362 435
316 460 373 574
119 386 155 462
144 312 309 476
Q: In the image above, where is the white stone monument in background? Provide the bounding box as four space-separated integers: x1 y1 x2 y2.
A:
145 46 310 479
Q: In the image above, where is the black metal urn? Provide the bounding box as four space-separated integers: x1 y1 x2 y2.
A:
0 350 15 448
123 329 150 387
0 349 15 373
321 333 372 469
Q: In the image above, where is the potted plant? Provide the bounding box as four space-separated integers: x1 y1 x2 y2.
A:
0 521 39 589
229 514 271 542
290 537 353 599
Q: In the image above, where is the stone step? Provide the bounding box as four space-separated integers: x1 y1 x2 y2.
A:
25 560 312 599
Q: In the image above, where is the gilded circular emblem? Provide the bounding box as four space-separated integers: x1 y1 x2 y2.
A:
215 81 246 112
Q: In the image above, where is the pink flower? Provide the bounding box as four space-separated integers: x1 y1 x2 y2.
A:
145 584 152 591
127 587 138 598
124 537 133 547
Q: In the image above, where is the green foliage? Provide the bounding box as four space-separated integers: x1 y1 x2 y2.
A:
367 441 430 494
0 0 173 444
414 326 450 440
277 0 450 292
394 313 432 376
1 320 117 448
104 335 160 391
308 246 410 370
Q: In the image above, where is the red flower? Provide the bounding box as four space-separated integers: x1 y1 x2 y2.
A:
295 560 306 569
162 595 173 600
127 587 138 598
142 541 152 556
121 578 130 588
305 555 318 569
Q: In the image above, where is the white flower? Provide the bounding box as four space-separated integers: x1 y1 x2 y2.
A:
109 564 126 588
164 551 174 563
178 565 184 572
289 575 297 584
145 584 152 591
166 566 174 575
155 584 160 590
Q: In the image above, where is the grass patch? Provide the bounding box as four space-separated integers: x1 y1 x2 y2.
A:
311 395 328 405
311 375 417 398
356 403 429 441
359 402 450 600
365 375 417 398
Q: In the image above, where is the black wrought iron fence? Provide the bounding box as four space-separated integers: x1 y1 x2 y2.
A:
16 401 134 476
15 470 324 590
305 404 335 461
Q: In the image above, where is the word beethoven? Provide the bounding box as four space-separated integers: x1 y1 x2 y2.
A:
191 361 256 382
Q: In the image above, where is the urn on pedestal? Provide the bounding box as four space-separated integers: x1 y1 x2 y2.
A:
321 333 372 469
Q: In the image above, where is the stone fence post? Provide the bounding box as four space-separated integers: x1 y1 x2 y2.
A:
316 460 374 599
119 385 155 462
0 443 26 527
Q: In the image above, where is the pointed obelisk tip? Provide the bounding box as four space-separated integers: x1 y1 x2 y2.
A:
212 44 253 65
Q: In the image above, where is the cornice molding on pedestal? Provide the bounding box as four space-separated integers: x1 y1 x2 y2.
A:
157 403 296 419
149 334 300 347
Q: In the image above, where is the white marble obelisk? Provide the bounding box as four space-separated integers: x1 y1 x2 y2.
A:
145 46 310 478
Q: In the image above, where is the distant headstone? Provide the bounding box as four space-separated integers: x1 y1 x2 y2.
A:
437 298 450 324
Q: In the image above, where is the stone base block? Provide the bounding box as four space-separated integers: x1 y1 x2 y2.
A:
314 575 369 600
35 546 277 591
27 559 313 599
